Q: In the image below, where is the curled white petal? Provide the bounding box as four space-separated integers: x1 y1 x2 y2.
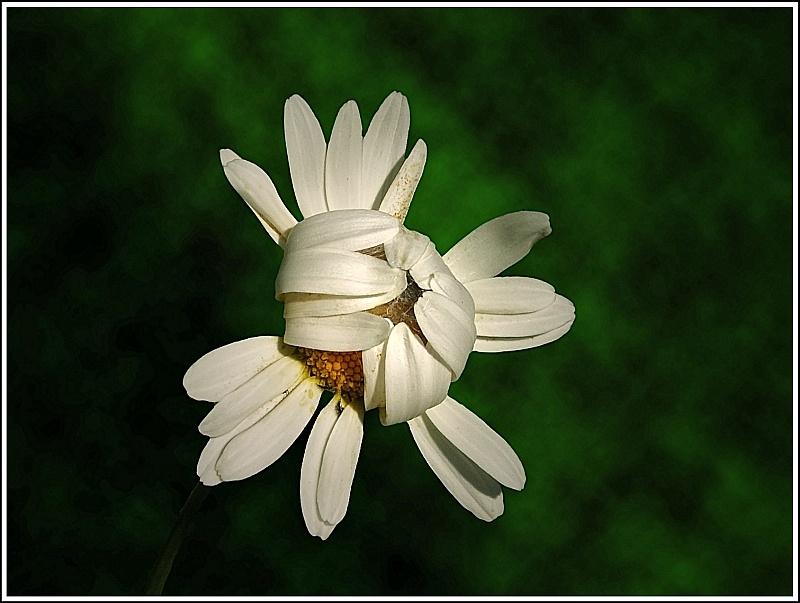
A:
220 149 298 246
378 139 427 222
425 397 525 490
325 100 363 211
408 241 450 290
285 94 327 218
443 211 552 283
466 276 556 315
198 355 308 438
275 247 406 299
408 413 503 522
284 312 392 352
300 399 339 539
414 291 476 380
183 336 293 402
475 294 575 338
380 322 450 426
384 226 430 270
285 208 400 253
361 92 410 210
429 271 475 317
282 286 405 319
214 377 323 482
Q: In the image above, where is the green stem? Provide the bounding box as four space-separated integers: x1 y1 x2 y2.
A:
145 481 210 596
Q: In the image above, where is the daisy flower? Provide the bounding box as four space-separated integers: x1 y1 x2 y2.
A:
183 92 575 539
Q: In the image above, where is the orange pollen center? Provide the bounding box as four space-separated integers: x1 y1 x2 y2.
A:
295 348 364 400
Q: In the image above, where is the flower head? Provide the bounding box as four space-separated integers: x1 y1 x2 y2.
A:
184 92 575 539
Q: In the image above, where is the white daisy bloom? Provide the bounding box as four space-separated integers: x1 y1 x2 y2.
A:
184 91 575 538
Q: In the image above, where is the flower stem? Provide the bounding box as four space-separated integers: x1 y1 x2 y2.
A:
145 481 210 595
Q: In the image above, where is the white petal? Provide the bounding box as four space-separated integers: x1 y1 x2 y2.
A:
284 312 392 352
466 276 556 314
220 149 298 246
275 247 406 298
362 339 387 412
426 397 525 490
384 226 430 270
361 92 410 210
380 322 450 426
408 241 450 289
284 95 327 218
215 378 322 482
198 355 307 438
285 208 400 253
325 101 363 211
408 414 503 522
429 271 475 317
300 399 339 539
443 212 552 283
414 292 476 380
183 336 292 402
282 287 405 319
475 294 575 338
474 321 574 353
377 139 426 222
317 398 364 525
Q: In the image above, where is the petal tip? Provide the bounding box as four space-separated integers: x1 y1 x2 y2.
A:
219 148 239 166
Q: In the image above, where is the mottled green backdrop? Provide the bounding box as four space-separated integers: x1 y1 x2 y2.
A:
6 7 793 596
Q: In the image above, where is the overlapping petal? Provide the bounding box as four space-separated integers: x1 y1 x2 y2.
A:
285 209 400 253
275 247 405 299
443 211 552 283
474 294 575 352
466 276 556 315
284 312 392 352
183 336 292 402
408 412 503 522
301 396 364 540
414 291 476 380
214 377 323 482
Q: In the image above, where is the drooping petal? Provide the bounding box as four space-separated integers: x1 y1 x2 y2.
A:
215 377 322 482
425 397 525 490
282 287 405 319
362 339 387 412
408 241 450 289
284 95 327 218
317 398 364 525
378 139 427 222
414 291 476 380
300 398 339 539
380 322 450 426
361 92 410 210
275 247 406 299
466 276 556 315
198 355 308 438
325 100 363 211
285 208 400 253
474 294 575 338
474 321 574 353
384 226 430 270
220 149 298 246
408 413 503 522
443 211 552 283
183 336 293 402
284 312 392 352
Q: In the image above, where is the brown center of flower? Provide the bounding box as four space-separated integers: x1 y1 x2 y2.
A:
294 245 426 402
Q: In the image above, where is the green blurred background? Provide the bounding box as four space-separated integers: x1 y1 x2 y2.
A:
6 7 794 596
